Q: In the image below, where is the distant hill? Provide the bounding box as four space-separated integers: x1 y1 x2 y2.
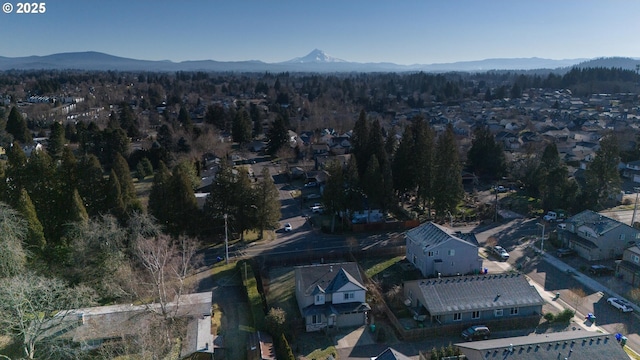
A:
0 50 633 73
572 57 640 70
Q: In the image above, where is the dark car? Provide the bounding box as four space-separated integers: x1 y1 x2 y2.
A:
461 325 490 341
556 248 576 258
589 265 614 276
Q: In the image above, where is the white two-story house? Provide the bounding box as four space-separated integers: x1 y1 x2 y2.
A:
406 222 483 278
294 262 370 332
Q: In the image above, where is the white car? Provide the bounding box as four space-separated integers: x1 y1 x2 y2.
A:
607 297 634 312
492 246 510 260
284 223 292 232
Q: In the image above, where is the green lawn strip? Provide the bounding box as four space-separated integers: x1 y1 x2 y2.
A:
361 255 405 278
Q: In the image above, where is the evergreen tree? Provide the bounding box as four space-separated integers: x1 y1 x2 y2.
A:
111 153 141 214
231 108 252 144
177 106 193 132
323 160 346 232
584 132 621 209
118 102 140 138
413 117 435 208
265 115 289 156
466 125 506 179
351 110 370 177
148 161 172 227
105 169 126 221
47 122 66 160
166 163 199 235
67 189 89 224
252 167 281 238
16 189 45 252
432 125 463 218
77 154 106 216
6 106 31 144
392 126 416 194
4 142 28 205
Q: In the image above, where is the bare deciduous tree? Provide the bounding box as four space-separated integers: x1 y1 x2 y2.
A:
134 234 202 320
0 272 97 359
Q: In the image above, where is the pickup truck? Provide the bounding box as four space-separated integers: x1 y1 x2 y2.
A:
543 210 567 222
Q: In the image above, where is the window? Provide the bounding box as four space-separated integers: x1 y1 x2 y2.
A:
453 313 461 321
633 255 640 264
428 251 434 257
636 233 640 240
343 292 354 300
619 234 626 241
315 294 324 304
448 249 455 256
494 309 503 317
510 307 519 315
472 310 480 319
311 314 322 324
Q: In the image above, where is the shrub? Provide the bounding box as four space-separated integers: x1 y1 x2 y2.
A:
555 309 575 323
238 260 266 330
544 312 555 322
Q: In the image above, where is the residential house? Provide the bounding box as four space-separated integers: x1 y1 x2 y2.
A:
405 222 483 278
51 292 215 358
616 245 640 287
372 347 412 360
294 262 371 332
622 160 640 183
559 210 640 261
247 331 275 360
456 331 626 360
404 273 544 325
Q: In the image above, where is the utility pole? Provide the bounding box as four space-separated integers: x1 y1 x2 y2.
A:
537 222 545 253
631 187 640 227
224 214 229 264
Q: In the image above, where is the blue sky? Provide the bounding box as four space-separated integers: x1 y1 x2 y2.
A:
2 0 639 64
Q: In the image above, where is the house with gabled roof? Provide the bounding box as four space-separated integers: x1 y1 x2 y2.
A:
615 244 640 287
294 262 371 332
456 331 626 360
404 273 544 325
559 210 640 261
406 222 483 278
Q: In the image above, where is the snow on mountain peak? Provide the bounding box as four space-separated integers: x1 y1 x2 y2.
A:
286 49 346 63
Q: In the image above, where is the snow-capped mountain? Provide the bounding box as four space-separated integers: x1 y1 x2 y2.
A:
283 49 346 63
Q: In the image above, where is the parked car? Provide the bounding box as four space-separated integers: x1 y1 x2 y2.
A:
284 223 292 232
304 182 318 188
310 204 324 213
556 248 576 258
589 265 614 276
607 297 634 312
491 246 510 260
461 325 490 341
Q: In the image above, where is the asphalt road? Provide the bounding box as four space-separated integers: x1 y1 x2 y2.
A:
198 161 640 356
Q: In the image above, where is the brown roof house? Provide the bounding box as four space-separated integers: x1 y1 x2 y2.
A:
295 262 371 332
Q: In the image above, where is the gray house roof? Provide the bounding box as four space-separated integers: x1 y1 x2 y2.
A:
406 222 478 251
373 347 412 360
456 331 626 360
566 210 621 235
295 262 365 297
408 273 544 315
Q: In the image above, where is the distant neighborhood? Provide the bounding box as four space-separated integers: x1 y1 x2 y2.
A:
1 63 640 360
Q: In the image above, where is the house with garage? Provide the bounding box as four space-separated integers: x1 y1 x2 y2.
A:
405 222 483 278
456 331 627 360
403 273 544 326
294 262 371 332
616 244 640 287
558 210 640 261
